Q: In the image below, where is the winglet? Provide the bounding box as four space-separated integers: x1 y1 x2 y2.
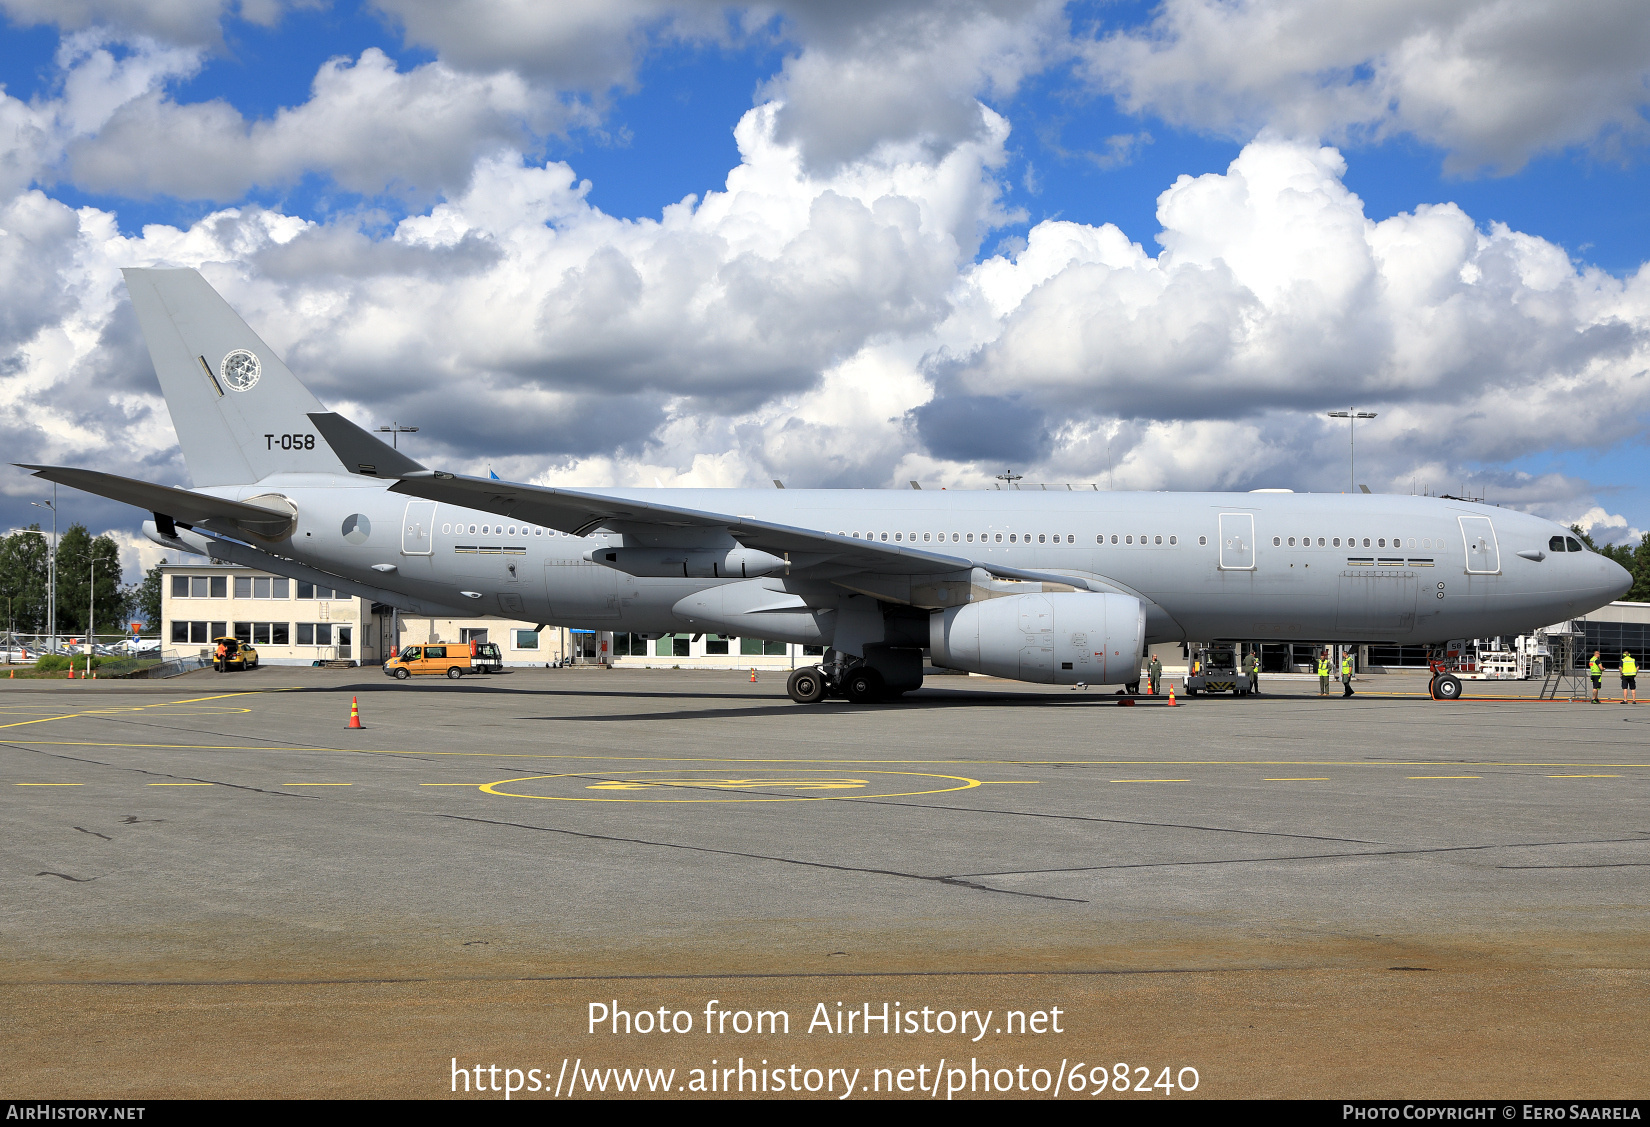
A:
307 413 426 478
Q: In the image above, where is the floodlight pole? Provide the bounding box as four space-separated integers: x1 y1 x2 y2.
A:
1326 410 1377 493
377 423 419 449
87 556 98 661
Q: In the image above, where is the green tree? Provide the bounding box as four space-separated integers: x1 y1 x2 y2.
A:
130 563 164 632
0 525 51 634
1572 526 1650 602
53 525 124 640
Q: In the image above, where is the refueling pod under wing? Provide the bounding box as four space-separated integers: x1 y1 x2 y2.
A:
930 592 1146 685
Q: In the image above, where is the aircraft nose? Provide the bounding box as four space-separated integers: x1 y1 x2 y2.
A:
1600 555 1633 602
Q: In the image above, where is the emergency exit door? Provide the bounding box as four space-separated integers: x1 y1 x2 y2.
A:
401 500 436 555
1218 513 1255 570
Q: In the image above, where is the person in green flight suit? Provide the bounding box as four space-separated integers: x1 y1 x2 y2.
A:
1147 653 1162 696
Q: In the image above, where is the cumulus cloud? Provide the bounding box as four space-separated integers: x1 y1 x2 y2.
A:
65 48 570 202
922 136 1650 494
1083 0 1650 173
0 0 282 46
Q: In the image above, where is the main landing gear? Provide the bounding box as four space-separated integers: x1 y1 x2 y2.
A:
786 660 904 704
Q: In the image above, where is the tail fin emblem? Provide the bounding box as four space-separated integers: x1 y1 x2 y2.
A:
220 349 262 392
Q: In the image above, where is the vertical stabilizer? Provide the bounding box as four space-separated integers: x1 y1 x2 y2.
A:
123 268 349 486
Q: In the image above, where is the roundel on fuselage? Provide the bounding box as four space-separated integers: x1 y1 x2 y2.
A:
342 513 371 545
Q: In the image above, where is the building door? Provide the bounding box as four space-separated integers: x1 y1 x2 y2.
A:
1459 516 1500 574
1218 513 1255 570
336 625 352 660
401 500 436 555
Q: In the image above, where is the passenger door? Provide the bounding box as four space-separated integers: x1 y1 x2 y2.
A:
1218 513 1255 570
1459 516 1500 574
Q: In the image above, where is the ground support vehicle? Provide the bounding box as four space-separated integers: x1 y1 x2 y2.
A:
1184 643 1247 696
385 639 504 680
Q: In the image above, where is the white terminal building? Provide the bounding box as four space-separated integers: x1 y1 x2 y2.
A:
157 562 824 669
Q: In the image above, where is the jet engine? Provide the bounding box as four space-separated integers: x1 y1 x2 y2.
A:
929 592 1145 686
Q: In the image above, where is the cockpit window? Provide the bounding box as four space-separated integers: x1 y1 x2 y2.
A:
1566 537 1585 553
1550 535 1566 552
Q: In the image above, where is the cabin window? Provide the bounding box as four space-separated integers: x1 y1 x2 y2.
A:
1317 537 1325 547
1154 535 1162 545
880 532 888 541
1198 536 1207 545
1362 538 1371 547
1566 537 1584 552
992 533 1001 543
966 533 973 542
1333 538 1341 547
952 533 960 542
1067 535 1075 543
1273 536 1281 546
894 532 902 541
1169 536 1178 545
1038 534 1045 543
1126 535 1134 544
1286 537 1295 547
922 533 930 542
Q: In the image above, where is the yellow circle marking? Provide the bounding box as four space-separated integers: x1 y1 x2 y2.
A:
480 769 983 803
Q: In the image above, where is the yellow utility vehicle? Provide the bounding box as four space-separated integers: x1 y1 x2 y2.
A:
385 639 504 680
212 636 259 672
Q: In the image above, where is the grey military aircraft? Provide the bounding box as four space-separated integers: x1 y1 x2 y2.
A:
17 268 1632 703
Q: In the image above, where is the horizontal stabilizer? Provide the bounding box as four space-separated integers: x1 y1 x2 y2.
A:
17 465 295 535
307 413 426 478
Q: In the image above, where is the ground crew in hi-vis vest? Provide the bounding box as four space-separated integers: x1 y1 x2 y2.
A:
1589 651 1603 703
1247 651 1260 694
1341 650 1355 697
1317 652 1331 696
1620 651 1637 704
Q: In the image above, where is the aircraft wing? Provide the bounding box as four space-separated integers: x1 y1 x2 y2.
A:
386 467 1109 590
310 410 1117 595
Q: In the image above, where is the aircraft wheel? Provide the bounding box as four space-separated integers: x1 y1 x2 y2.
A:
786 667 827 704
394 668 410 680
1434 674 1463 700
844 668 884 704
446 666 463 680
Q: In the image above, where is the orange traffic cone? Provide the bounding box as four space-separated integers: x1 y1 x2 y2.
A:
1166 684 1177 706
67 664 74 679
750 668 757 682
347 696 363 729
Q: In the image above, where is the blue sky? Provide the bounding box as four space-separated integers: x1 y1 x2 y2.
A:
2 0 1649 578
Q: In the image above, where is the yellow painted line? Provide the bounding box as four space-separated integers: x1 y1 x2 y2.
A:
981 780 1040 785
283 782 353 786
1111 779 1191 783
14 782 83 786
12 742 1650 771
481 770 982 804
147 782 214 786
1266 777 1330 781
420 782 482 786
0 689 291 732
1547 774 1622 778
1407 775 1481 780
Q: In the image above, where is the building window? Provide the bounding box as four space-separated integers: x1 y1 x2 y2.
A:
513 629 539 650
234 622 252 643
235 577 251 599
297 582 337 600
172 620 212 644
803 645 825 656
297 623 333 646
460 628 488 644
706 635 730 655
739 638 787 656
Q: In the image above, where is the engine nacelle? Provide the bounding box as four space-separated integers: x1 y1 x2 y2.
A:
587 546 786 579
929 592 1145 686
